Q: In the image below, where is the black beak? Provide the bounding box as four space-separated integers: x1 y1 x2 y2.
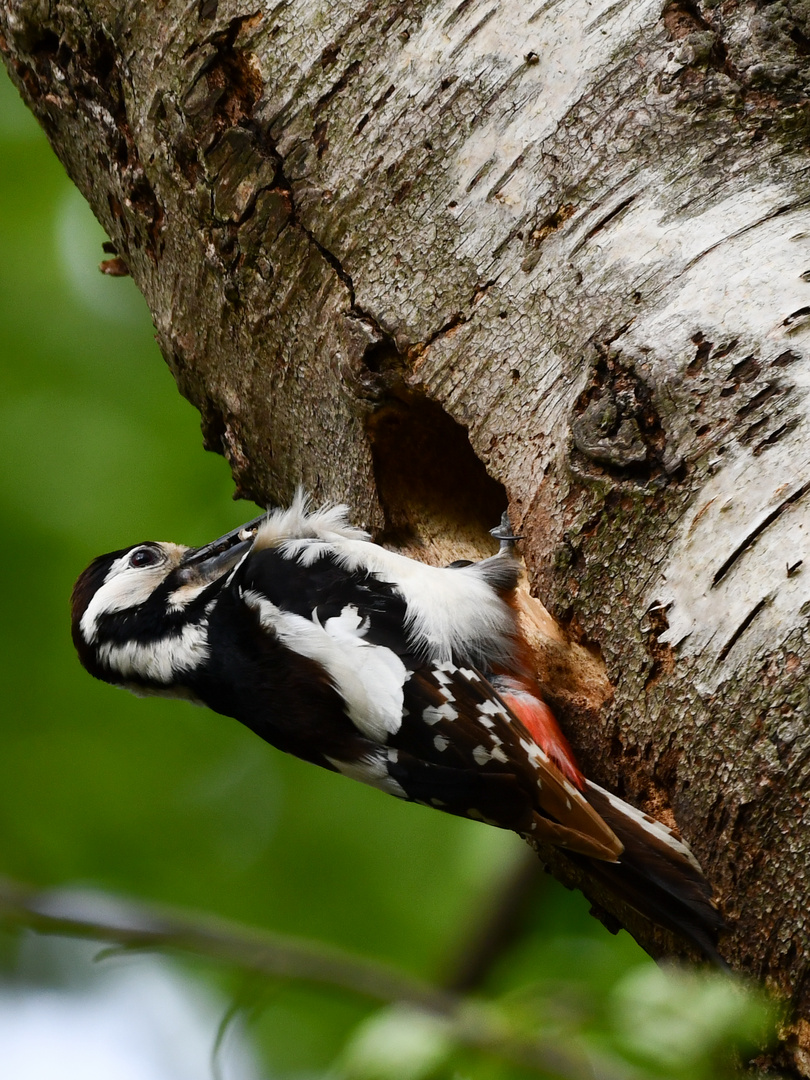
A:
178 512 267 583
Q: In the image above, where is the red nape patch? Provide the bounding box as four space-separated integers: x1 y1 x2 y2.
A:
500 691 584 788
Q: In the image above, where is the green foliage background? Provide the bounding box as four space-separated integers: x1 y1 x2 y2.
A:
0 65 770 1079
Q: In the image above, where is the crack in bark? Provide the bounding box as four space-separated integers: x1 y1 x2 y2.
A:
712 480 810 587
680 199 810 276
206 89 397 357
448 5 498 58
752 416 802 456
735 383 781 417
717 596 771 664
313 58 362 116
576 194 637 250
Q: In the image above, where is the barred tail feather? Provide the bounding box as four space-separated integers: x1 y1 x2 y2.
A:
582 781 727 965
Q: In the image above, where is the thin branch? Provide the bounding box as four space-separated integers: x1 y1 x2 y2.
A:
441 846 547 993
0 876 627 1079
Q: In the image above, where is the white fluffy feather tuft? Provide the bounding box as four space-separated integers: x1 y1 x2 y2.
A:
253 489 369 551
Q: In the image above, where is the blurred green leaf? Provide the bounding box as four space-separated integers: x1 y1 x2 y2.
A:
608 964 777 1079
338 1005 455 1080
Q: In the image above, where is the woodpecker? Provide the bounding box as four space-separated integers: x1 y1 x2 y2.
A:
71 493 725 960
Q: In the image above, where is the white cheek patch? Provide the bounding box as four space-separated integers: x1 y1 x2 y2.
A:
99 621 210 684
241 590 408 743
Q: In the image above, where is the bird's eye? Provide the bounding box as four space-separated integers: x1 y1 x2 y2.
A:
129 547 161 569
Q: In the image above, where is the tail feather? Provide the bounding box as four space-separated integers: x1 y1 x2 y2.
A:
581 781 727 964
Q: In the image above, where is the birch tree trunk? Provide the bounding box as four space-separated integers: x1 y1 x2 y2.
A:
2 0 809 1070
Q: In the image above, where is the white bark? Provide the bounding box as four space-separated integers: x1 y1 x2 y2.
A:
2 0 809 1071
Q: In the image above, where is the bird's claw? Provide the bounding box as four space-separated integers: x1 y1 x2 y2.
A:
490 511 522 552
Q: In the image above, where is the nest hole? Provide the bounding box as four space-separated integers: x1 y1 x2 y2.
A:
367 390 506 563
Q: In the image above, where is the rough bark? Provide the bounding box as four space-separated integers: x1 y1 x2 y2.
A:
2 0 809 1070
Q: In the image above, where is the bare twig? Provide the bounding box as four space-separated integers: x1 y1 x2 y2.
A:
442 847 547 993
0 875 626 1079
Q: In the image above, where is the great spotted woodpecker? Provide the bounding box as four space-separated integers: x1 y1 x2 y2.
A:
71 493 725 960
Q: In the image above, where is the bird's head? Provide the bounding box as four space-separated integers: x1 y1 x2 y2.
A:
71 515 264 687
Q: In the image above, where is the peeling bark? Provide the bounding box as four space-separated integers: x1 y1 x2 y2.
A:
2 0 810 1071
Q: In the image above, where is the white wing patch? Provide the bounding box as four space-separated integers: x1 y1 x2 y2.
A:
477 700 505 717
241 590 408 742
322 604 367 642
253 489 369 551
421 701 459 725
471 743 509 765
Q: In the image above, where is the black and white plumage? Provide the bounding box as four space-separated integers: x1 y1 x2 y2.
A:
71 493 725 960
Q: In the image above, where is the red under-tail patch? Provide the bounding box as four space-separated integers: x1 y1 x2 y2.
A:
499 688 584 788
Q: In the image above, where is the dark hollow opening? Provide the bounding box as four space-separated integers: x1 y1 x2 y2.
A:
367 388 507 560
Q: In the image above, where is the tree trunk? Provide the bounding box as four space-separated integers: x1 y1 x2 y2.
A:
2 0 809 1069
